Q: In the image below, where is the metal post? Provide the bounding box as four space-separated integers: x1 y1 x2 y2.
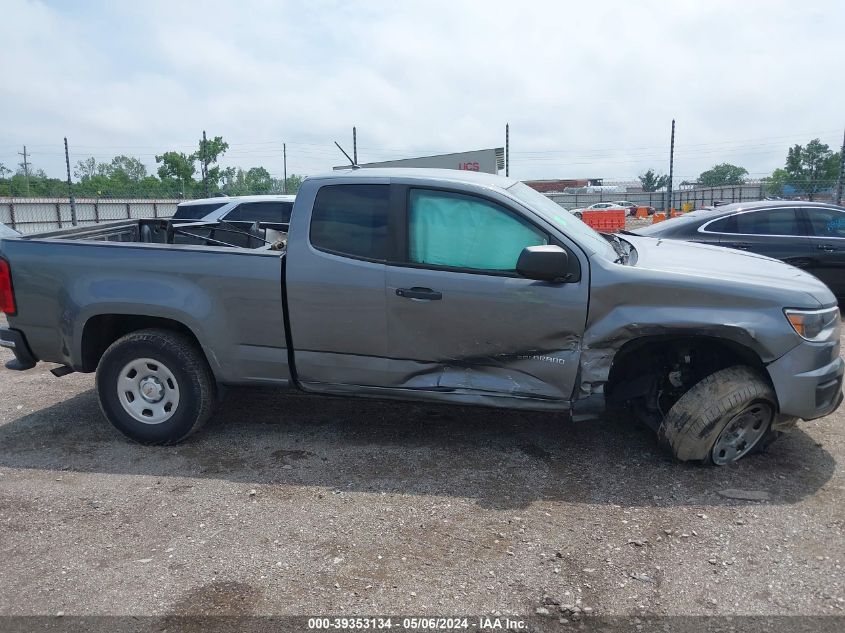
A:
667 119 675 213
202 130 209 197
283 143 287 194
64 137 77 225
505 123 509 177
836 128 845 206
17 145 30 196
352 127 357 165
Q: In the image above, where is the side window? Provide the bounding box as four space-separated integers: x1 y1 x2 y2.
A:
705 215 737 233
226 201 293 224
172 202 226 220
733 208 801 236
310 185 389 261
407 189 548 272
805 208 845 238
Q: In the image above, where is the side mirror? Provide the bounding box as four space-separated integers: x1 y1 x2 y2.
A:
516 245 571 282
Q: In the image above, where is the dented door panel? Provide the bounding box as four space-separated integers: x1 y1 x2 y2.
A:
384 265 588 407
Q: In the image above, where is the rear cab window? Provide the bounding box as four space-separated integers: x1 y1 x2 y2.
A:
309 184 390 261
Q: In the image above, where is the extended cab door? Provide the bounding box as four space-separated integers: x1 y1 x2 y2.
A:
382 186 589 408
284 180 393 390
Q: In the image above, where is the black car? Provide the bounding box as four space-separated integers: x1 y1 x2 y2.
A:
632 200 845 303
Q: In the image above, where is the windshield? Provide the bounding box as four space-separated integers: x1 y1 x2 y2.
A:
507 182 618 261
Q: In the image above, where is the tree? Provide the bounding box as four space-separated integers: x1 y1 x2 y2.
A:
194 134 229 194
244 167 273 194
638 169 669 192
104 155 147 182
698 163 748 187
155 151 196 195
0 163 12 196
762 168 789 197
74 157 98 180
785 138 839 201
281 174 304 194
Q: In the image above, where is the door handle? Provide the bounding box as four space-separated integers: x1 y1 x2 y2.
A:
396 287 442 301
817 244 836 252
726 242 751 250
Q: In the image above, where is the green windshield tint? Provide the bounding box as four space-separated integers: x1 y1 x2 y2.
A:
409 189 548 271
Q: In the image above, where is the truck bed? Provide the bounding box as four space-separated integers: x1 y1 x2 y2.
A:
27 218 287 251
0 219 290 386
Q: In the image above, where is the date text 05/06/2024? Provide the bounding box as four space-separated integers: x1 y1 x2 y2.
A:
306 616 527 630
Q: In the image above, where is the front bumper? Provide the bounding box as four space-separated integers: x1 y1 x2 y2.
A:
766 339 844 420
0 327 37 370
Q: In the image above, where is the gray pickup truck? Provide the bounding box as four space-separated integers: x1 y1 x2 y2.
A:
0 169 841 465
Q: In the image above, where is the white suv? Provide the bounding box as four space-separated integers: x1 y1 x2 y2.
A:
172 194 296 227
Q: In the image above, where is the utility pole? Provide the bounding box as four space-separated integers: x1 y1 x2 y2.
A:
64 137 77 225
352 127 357 165
283 143 288 194
17 145 30 195
201 130 209 197
836 127 845 206
667 119 676 214
505 123 510 177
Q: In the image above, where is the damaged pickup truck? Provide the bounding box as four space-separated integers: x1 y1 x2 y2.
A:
0 168 842 465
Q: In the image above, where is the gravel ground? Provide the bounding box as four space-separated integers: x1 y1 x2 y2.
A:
0 297 843 626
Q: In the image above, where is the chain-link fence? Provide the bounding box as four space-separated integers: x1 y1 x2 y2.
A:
0 198 177 234
543 180 842 211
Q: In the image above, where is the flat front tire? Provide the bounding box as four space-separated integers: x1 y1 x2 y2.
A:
96 328 215 444
658 366 777 465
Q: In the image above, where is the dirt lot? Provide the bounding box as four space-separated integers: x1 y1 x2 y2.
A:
0 323 843 627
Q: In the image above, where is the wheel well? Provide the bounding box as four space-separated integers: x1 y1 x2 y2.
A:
80 314 204 372
605 335 769 407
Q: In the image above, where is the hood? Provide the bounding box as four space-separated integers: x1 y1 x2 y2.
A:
621 234 835 308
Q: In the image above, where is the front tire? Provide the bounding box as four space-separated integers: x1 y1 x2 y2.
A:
658 366 777 465
96 328 215 444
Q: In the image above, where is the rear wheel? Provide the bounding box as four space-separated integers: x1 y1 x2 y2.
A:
96 328 215 444
658 366 777 465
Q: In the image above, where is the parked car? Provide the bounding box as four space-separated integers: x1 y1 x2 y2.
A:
632 200 845 304
571 202 628 219
614 200 655 217
172 194 296 228
0 169 841 466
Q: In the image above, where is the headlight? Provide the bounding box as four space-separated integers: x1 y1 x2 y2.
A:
784 307 840 341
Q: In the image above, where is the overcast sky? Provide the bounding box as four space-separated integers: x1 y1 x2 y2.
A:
1 0 843 183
